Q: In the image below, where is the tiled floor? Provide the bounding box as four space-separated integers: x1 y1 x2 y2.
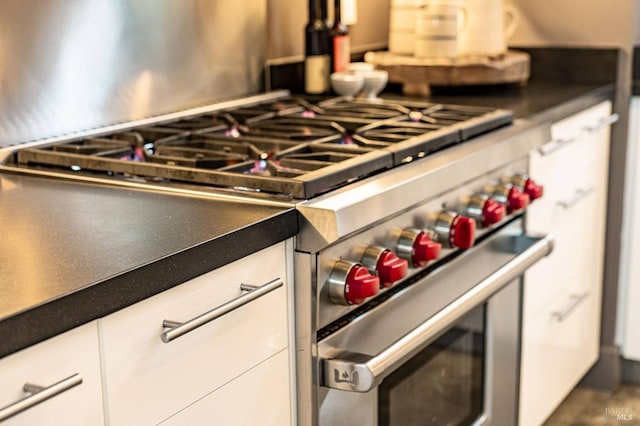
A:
544 385 640 425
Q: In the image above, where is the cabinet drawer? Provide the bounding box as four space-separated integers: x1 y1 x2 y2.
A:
100 242 289 425
0 322 104 426
159 349 292 426
520 279 601 426
525 177 597 314
551 100 613 142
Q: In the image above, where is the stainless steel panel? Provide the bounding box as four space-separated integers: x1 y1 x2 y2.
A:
0 0 266 146
314 159 529 328
296 119 551 253
483 278 521 425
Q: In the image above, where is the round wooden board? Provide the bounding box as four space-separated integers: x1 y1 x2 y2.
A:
365 50 530 95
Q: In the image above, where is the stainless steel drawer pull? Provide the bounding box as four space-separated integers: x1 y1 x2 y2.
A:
552 292 589 322
539 137 576 156
558 187 594 209
161 277 283 343
539 113 619 156
0 374 82 422
582 113 619 133
322 233 554 392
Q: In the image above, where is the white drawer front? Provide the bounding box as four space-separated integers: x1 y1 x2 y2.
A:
100 243 289 425
524 187 597 316
0 322 104 426
520 279 601 426
159 349 292 426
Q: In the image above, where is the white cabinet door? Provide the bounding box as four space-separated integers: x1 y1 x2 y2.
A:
0 322 104 426
520 101 612 426
99 242 290 425
159 349 292 426
618 97 640 361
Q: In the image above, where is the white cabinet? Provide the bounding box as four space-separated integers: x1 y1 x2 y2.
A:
99 242 293 425
617 97 640 362
0 322 104 425
519 101 613 426
159 349 291 426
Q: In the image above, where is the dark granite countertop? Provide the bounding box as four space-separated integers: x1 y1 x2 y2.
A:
0 172 296 357
385 79 615 124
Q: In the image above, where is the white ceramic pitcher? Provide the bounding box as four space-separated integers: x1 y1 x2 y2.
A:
458 0 519 57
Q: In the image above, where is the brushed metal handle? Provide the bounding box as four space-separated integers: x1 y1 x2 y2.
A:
558 187 594 209
0 374 83 422
321 233 554 392
582 113 619 133
538 136 576 156
161 278 283 343
539 113 618 156
552 292 589 322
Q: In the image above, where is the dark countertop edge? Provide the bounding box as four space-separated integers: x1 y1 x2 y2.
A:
0 208 297 358
633 46 640 96
527 83 616 124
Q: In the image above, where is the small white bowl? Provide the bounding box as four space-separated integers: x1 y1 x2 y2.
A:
330 72 365 97
360 70 389 101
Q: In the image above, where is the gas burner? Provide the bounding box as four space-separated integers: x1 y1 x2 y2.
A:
240 117 346 141
353 120 460 164
226 98 321 125
394 102 514 140
9 95 512 199
316 99 411 120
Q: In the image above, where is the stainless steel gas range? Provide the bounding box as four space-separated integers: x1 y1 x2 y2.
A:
0 91 553 425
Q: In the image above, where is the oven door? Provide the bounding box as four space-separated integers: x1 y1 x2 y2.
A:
317 220 554 426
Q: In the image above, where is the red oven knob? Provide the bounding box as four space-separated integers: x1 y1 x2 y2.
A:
524 179 544 201
361 246 408 288
397 228 442 267
328 260 380 305
487 184 530 213
464 195 506 227
502 174 544 202
434 212 476 249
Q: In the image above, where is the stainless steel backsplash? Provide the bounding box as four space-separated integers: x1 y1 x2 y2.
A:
0 0 266 146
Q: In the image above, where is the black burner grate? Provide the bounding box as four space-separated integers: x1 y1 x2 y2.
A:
11 96 512 199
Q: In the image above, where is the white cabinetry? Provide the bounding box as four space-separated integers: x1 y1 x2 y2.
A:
617 97 640 362
0 322 104 425
519 101 614 426
159 350 291 426
99 242 293 425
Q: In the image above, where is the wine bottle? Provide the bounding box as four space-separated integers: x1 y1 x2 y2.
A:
305 0 330 94
330 0 350 73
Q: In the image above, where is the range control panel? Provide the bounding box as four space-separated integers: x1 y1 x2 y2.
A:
316 159 543 327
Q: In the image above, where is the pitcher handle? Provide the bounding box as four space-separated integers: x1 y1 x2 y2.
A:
458 5 468 34
504 4 520 40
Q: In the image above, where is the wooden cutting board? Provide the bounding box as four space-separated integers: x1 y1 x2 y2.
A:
365 50 530 95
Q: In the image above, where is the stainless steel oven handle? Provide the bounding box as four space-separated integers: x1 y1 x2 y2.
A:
322 233 554 393
0 374 83 422
161 278 283 343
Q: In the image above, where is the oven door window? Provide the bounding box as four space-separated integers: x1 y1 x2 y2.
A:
378 304 485 426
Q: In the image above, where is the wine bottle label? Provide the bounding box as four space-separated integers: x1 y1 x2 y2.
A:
333 35 350 73
305 54 330 94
